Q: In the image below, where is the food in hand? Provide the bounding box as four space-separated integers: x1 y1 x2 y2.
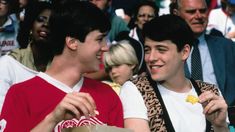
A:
186 95 199 104
94 110 99 115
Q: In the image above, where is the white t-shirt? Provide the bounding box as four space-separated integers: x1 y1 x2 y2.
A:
0 55 38 112
158 83 206 132
119 81 148 120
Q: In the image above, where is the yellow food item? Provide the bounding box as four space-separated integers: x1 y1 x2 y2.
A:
186 95 199 104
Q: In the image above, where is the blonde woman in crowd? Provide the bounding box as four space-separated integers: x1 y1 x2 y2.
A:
104 40 150 132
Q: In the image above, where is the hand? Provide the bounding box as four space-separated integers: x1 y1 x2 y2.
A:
226 31 235 39
199 91 228 128
49 92 97 124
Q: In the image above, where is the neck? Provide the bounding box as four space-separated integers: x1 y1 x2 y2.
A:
0 17 7 27
31 41 52 71
159 76 191 93
45 55 83 88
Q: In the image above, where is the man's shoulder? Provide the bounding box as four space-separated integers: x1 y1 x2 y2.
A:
7 76 42 94
0 55 22 69
130 72 149 83
130 72 154 92
194 80 219 95
83 77 115 93
206 35 234 44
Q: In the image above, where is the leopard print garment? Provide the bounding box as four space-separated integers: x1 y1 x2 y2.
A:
131 72 219 132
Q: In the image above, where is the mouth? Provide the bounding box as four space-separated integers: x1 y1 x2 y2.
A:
148 65 162 73
96 54 102 61
192 21 205 26
38 30 49 38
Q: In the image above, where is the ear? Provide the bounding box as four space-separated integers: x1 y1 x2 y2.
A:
173 9 179 15
181 44 191 61
65 37 79 50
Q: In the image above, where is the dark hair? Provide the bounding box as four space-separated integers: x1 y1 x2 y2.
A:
49 1 111 55
129 0 159 29
17 1 52 48
142 14 195 51
6 0 20 14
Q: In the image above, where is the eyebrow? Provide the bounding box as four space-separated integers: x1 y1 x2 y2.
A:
184 8 207 13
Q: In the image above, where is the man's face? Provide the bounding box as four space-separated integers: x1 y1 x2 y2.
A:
175 0 208 37
77 30 108 73
89 0 109 10
144 38 189 81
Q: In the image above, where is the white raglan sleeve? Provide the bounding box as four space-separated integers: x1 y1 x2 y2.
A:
119 81 148 120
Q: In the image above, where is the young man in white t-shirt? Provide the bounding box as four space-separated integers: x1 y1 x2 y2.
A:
120 14 229 132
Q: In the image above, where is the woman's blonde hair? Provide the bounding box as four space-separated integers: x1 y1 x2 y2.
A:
104 40 139 74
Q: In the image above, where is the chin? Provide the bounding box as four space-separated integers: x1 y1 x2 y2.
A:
150 74 160 81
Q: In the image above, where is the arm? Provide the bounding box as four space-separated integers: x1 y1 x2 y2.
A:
0 56 14 112
199 91 229 132
120 81 150 132
31 92 97 132
124 118 150 132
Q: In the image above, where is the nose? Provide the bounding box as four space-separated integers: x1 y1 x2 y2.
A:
143 15 149 21
145 50 157 63
42 17 50 28
195 10 202 18
110 66 119 73
101 41 109 52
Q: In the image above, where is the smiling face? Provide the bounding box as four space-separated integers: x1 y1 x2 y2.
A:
31 9 51 43
77 30 108 73
176 0 208 37
144 37 189 82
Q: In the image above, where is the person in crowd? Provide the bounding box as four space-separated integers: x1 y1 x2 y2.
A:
0 1 52 112
129 1 159 45
10 0 34 22
0 1 123 131
84 0 130 81
172 0 235 107
104 40 150 132
115 32 146 74
120 14 229 132
155 0 171 15
89 0 129 43
207 0 235 41
103 40 139 94
0 0 20 56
